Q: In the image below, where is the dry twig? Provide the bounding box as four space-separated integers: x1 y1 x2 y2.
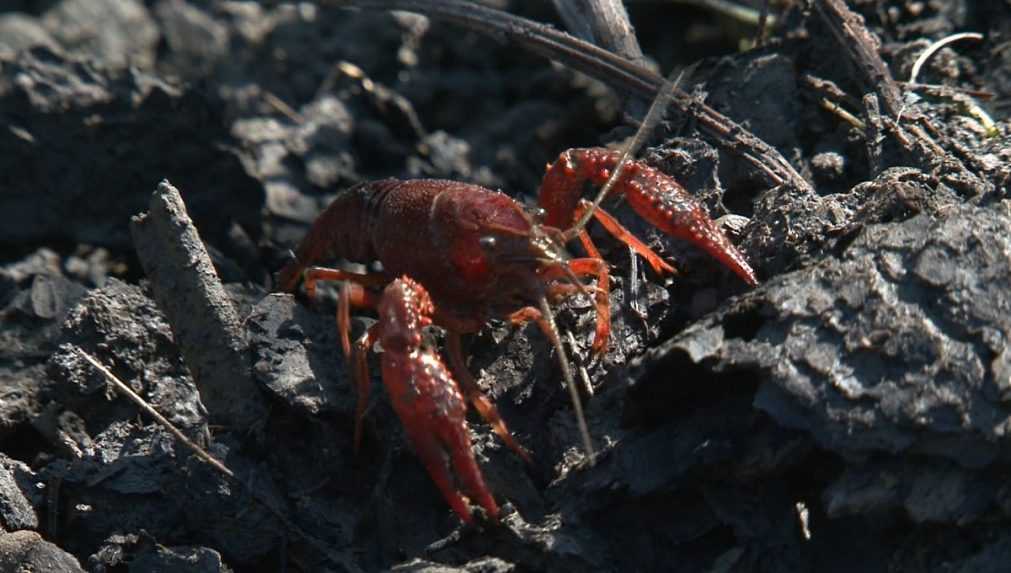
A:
75 347 235 479
552 0 646 67
862 93 884 177
130 181 267 434
75 346 363 572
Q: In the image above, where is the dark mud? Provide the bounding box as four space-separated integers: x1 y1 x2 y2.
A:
2 1 1010 571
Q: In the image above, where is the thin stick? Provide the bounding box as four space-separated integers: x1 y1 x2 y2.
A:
319 60 428 141
820 97 866 130
76 347 236 479
900 81 994 100
565 330 595 397
862 93 884 177
813 0 990 193
552 0 650 117
130 181 267 433
264 91 304 124
74 346 362 572
552 0 646 66
538 295 595 460
657 0 777 27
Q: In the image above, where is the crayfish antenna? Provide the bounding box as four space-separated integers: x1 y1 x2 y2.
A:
537 294 595 461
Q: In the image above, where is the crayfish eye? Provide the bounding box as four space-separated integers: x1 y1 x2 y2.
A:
531 207 547 222
479 236 497 252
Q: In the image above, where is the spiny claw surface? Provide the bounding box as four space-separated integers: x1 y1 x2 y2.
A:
541 147 759 287
376 277 499 523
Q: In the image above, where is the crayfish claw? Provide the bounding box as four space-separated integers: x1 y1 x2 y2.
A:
540 148 758 287
375 277 504 523
403 414 499 524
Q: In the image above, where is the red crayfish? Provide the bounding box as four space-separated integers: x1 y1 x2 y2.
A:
276 147 757 523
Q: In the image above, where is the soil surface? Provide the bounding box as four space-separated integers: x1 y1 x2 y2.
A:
2 1 1010 572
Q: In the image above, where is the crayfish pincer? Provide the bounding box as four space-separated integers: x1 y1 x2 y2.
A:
348 276 524 523
275 147 757 522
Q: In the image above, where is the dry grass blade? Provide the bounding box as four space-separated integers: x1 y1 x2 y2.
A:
74 346 235 479
906 32 995 136
909 32 984 84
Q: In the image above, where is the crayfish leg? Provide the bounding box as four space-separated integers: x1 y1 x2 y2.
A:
301 266 384 355
445 333 532 464
298 266 388 297
573 200 678 277
298 272 386 449
565 258 612 355
351 323 381 453
337 282 382 450
535 258 612 355
507 302 595 459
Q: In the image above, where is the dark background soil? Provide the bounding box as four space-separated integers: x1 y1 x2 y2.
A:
2 1 1010 572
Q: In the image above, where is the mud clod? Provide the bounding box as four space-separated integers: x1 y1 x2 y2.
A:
0 530 84 572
